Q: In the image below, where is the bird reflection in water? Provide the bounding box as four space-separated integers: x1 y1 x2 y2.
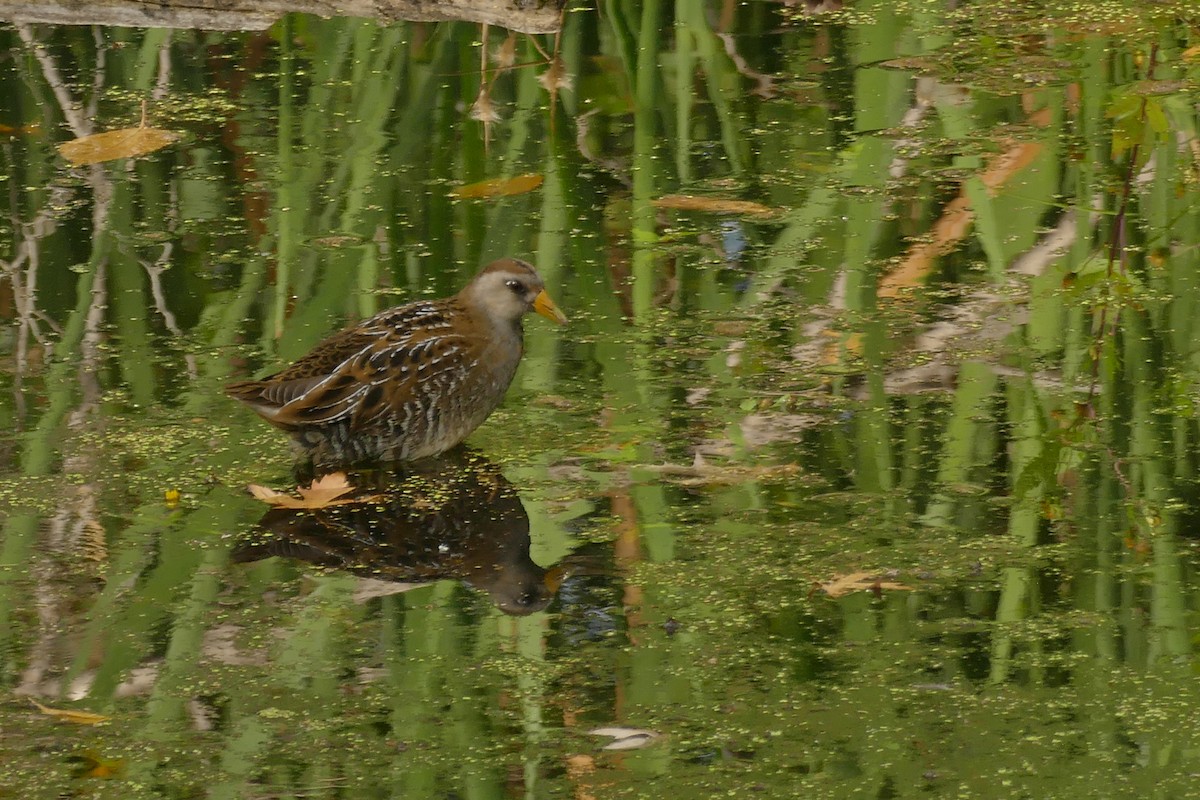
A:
233 449 564 615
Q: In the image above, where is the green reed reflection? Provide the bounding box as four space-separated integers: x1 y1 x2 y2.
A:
1 3 1199 799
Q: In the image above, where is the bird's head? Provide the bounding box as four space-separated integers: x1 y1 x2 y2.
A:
463 258 568 327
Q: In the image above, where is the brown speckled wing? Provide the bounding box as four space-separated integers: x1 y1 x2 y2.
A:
225 326 379 417
227 299 481 432
292 331 476 429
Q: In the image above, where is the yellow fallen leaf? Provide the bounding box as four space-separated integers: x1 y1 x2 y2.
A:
69 750 125 779
0 122 39 136
651 194 778 217
818 571 913 599
29 698 109 725
58 126 179 166
248 472 374 509
1182 45 1200 62
453 173 543 199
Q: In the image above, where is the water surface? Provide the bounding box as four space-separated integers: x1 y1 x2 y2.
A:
2 3 1199 798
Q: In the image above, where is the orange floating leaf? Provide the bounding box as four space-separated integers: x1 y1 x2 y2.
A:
248 472 375 509
453 173 544 199
818 571 913 599
58 125 179 166
651 194 778 217
0 122 39 137
29 698 109 725
69 750 126 779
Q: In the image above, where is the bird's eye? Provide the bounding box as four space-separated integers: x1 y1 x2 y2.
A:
505 279 524 294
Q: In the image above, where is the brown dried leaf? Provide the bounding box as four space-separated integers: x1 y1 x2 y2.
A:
57 126 179 166
1127 79 1187 96
819 571 913 599
247 472 360 509
878 57 941 74
652 194 778 217
454 173 543 199
29 698 109 725
640 460 801 487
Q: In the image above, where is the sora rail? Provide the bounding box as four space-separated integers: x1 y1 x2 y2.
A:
226 258 567 463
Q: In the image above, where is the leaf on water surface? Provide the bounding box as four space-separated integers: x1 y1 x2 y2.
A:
739 412 825 448
29 698 109 725
818 571 913 599
353 577 427 604
1127 80 1188 97
0 121 39 136
310 234 365 249
531 394 575 410
453 174 543 199
651 194 778 217
878 57 941 74
588 727 661 750
639 459 801 487
247 472 374 509
58 125 179 166
69 750 125 779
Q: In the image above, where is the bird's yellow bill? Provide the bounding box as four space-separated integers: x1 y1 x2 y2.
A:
532 290 568 325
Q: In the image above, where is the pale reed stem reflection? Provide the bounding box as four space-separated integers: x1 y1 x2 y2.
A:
15 23 91 137
15 253 109 700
